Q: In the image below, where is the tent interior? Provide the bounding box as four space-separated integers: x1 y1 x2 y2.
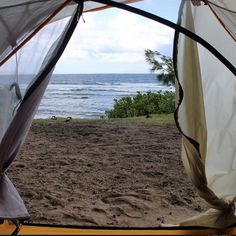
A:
0 0 236 234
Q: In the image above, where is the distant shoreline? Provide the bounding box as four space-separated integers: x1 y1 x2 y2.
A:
33 113 175 125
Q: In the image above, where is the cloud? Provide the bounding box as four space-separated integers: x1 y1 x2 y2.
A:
60 9 174 65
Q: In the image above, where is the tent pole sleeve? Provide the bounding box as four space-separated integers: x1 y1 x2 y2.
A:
91 0 235 76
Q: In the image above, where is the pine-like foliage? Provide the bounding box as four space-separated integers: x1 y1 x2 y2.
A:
145 49 175 86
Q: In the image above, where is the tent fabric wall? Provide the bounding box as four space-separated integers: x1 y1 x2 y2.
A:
208 0 236 40
175 0 236 228
0 1 82 220
0 85 19 141
0 0 66 61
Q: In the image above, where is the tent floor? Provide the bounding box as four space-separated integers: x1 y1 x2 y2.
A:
1 221 236 235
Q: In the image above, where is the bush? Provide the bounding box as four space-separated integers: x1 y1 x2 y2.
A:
106 91 175 118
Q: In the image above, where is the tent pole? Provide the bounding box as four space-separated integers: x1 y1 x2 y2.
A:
91 0 235 76
18 1 84 107
0 0 73 67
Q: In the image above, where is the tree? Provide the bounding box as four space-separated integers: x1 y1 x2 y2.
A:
145 49 175 86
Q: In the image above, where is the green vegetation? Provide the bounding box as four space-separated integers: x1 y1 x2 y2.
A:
105 91 175 119
145 49 175 86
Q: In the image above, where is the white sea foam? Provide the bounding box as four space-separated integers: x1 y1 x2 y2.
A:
36 74 174 119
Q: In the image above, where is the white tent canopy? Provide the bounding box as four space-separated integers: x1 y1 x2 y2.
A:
0 0 235 229
175 0 236 227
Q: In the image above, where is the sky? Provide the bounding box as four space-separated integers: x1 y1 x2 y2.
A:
54 0 181 74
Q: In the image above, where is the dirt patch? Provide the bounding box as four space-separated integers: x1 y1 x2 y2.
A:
7 120 207 227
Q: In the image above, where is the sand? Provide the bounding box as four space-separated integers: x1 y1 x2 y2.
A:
7 119 207 227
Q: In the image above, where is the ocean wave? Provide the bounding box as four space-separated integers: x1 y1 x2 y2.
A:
36 74 174 119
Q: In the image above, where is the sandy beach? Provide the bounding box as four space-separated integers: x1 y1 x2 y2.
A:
7 118 207 227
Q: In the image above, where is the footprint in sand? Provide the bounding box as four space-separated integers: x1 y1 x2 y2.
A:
63 212 98 226
101 192 151 219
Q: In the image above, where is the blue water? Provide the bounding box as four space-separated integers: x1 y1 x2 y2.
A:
36 74 174 119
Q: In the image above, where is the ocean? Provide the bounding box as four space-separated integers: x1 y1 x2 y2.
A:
36 74 174 119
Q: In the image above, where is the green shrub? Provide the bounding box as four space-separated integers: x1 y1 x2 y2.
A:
106 91 175 118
